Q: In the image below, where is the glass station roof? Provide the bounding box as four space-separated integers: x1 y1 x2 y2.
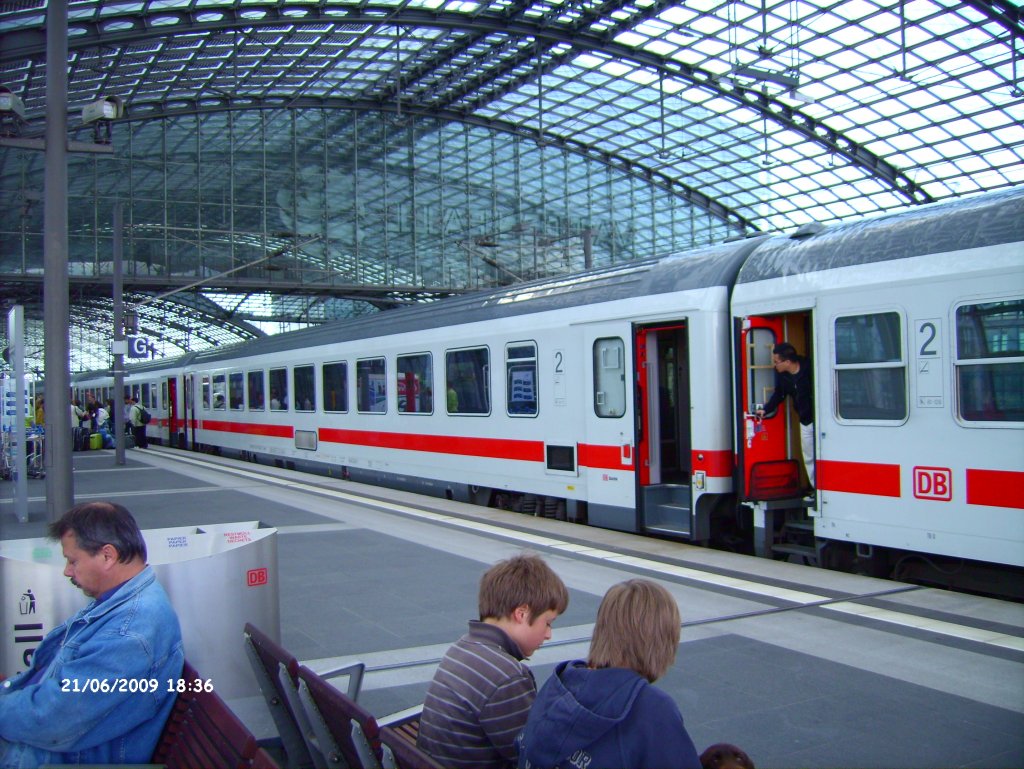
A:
0 0 1021 373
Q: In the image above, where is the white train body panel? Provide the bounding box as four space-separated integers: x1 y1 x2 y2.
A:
732 191 1023 568
71 188 1023 570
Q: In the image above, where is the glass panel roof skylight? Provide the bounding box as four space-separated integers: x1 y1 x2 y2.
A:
1 0 1021 372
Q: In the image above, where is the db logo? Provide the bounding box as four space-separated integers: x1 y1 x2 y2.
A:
247 568 268 587
913 467 952 501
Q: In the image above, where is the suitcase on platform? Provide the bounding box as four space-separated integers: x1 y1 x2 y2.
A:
89 432 103 450
73 427 90 451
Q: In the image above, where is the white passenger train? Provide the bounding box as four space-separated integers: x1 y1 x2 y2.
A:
74 188 1024 582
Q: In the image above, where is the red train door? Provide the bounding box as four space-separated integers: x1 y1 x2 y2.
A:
167 376 179 447
636 327 653 486
737 316 800 499
635 323 689 489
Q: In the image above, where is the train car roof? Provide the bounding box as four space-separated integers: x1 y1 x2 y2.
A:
737 187 1024 284
178 237 763 367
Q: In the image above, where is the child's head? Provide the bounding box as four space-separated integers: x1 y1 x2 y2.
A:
700 743 755 769
587 579 680 682
479 553 569 657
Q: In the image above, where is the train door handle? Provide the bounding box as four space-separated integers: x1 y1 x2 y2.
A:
621 443 632 464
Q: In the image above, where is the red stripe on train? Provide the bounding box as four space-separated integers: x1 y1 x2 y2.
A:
578 444 634 471
966 469 1024 509
691 449 733 478
818 459 901 497
200 422 634 471
201 420 295 439
320 428 544 462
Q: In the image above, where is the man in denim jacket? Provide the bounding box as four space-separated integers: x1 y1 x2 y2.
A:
0 502 184 768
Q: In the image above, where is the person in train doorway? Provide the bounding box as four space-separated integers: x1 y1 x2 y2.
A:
126 395 149 448
755 342 814 493
0 501 184 768
418 553 569 769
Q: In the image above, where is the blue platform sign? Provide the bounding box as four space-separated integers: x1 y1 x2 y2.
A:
127 336 151 359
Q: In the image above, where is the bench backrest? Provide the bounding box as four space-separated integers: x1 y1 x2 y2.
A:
243 622 316 769
296 664 383 769
153 660 263 769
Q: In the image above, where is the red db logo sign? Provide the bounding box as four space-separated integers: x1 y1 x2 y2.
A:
913 467 952 501
247 568 268 587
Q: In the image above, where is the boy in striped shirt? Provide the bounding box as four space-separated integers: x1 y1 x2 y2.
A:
417 553 569 769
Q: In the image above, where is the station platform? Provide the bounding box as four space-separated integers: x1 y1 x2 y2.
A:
3 445 1023 768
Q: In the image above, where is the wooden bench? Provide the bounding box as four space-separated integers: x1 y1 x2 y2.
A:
244 622 368 769
241 624 438 769
296 663 383 769
379 724 443 769
152 660 281 769
243 622 318 769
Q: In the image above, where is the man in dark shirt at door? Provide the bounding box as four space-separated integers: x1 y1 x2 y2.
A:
756 342 814 490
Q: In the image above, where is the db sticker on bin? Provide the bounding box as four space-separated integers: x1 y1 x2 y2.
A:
247 567 268 587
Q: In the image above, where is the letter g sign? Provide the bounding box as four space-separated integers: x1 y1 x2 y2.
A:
127 336 150 359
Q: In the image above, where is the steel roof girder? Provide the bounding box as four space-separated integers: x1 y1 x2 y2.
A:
2 5 931 205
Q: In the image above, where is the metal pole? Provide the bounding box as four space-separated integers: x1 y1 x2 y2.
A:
113 202 126 465
9 306 28 523
43 0 73 520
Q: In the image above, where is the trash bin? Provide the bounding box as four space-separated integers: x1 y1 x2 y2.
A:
147 521 280 698
0 521 279 699
0 538 86 676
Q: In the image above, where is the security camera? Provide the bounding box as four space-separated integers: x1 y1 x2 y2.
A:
0 86 26 120
82 95 125 144
81 95 125 125
0 86 27 137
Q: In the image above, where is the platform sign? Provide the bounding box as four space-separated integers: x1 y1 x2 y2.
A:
127 336 152 359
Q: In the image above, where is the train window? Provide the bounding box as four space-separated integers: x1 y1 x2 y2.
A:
955 299 1024 423
397 353 433 414
141 383 151 409
834 312 907 421
294 365 316 412
247 371 265 410
269 368 288 411
357 358 387 413
593 337 626 418
212 374 227 410
446 347 490 415
202 376 211 410
229 372 244 410
322 362 348 413
748 328 777 410
161 381 168 411
506 342 538 417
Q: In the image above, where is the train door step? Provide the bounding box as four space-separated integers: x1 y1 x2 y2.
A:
642 484 692 536
771 542 819 564
785 519 814 533
775 517 818 565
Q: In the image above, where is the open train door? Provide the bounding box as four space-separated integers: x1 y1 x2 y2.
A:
166 376 180 448
183 372 195 450
635 322 693 537
737 315 801 501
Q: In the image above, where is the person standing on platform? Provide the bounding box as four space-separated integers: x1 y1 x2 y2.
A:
0 501 184 768
126 396 148 448
755 341 814 490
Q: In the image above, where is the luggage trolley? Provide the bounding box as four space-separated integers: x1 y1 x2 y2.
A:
26 427 45 479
